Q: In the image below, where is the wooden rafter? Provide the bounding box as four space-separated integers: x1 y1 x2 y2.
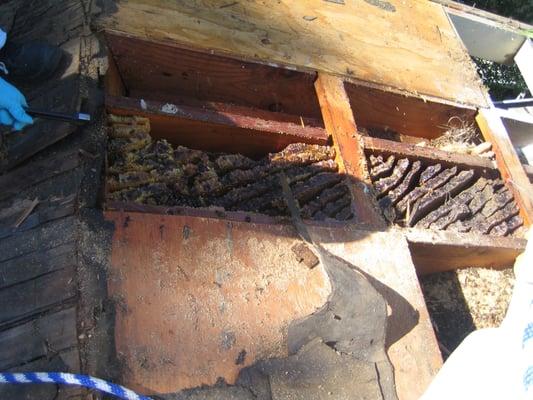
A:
314 73 384 228
476 109 533 226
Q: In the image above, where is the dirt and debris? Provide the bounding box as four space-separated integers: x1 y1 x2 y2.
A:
106 115 353 221
367 153 524 237
420 267 515 358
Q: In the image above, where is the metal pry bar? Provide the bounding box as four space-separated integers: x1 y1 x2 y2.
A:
25 108 91 124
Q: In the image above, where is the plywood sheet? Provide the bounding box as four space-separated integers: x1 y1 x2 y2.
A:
102 0 488 108
106 211 441 400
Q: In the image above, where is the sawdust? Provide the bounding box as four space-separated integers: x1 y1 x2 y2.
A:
420 267 514 357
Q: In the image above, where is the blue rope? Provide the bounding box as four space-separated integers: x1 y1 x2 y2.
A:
0 372 152 400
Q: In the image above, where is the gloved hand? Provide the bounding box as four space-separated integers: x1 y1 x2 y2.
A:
0 77 33 131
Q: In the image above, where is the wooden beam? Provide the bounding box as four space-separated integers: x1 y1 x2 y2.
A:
406 228 527 275
476 109 533 226
106 96 328 144
362 136 496 171
105 32 322 119
106 95 328 154
101 0 488 107
345 81 477 139
105 50 127 97
314 73 384 227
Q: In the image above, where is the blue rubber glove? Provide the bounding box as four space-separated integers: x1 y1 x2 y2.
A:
0 77 33 131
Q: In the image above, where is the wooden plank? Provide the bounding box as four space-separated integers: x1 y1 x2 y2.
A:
0 195 76 240
0 150 80 202
0 243 76 289
0 307 77 369
105 50 127 97
106 211 441 399
106 95 329 157
362 136 496 170
476 109 533 226
315 74 386 227
8 0 85 46
101 0 488 107
0 348 82 400
3 122 78 173
345 81 477 139
0 266 77 326
406 228 527 274
2 36 82 172
106 33 322 119
0 216 77 263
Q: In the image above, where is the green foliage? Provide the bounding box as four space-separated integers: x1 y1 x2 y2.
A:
473 57 529 100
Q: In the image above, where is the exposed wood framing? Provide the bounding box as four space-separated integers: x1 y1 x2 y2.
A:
101 0 488 108
106 94 328 157
406 228 527 274
314 74 384 227
105 51 126 97
477 109 533 226
362 136 496 171
106 33 322 119
345 81 477 139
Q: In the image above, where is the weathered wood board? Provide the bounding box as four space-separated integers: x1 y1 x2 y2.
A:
101 0 488 108
106 211 441 400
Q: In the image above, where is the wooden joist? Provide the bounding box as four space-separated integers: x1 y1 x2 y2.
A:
314 73 384 227
345 81 477 139
477 109 533 226
106 33 322 119
406 228 527 274
362 136 496 171
106 95 329 157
